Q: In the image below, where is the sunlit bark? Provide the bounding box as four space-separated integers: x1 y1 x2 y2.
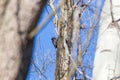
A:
55 0 74 80
93 0 120 80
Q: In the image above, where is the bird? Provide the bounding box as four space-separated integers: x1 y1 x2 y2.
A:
51 37 57 48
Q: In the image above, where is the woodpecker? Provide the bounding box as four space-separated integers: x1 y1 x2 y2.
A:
51 37 57 48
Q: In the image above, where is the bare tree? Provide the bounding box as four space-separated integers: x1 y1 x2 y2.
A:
26 0 120 79
48 0 96 80
0 0 47 80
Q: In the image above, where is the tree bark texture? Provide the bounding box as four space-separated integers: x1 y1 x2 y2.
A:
55 0 74 80
0 0 47 80
93 0 120 80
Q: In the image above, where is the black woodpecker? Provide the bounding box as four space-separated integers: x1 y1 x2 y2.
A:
51 37 57 48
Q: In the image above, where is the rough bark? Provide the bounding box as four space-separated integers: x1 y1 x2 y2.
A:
55 0 74 80
0 0 47 80
93 0 120 80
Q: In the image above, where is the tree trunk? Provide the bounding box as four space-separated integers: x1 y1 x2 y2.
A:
0 0 47 80
55 0 74 80
93 0 120 80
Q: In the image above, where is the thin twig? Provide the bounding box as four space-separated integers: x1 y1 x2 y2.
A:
82 0 102 56
49 0 58 26
110 0 114 22
78 29 87 80
45 6 58 34
28 0 66 39
32 59 48 80
73 0 81 9
69 54 92 80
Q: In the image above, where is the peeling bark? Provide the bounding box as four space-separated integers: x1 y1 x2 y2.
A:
55 0 74 80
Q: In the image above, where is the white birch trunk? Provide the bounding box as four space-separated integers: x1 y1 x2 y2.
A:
92 0 120 80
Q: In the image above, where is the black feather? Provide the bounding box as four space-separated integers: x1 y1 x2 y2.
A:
51 37 57 48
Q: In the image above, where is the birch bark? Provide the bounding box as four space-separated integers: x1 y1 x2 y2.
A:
93 0 120 80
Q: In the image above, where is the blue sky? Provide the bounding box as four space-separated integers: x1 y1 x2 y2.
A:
26 0 104 80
